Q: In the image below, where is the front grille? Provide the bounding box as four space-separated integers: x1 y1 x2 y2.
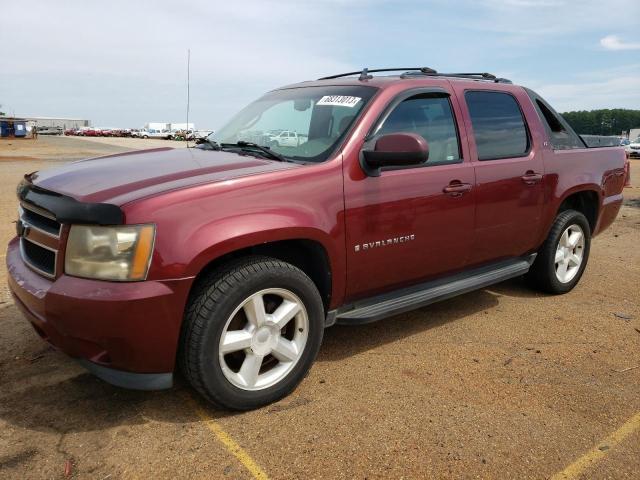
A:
21 239 56 276
21 207 61 236
19 203 61 278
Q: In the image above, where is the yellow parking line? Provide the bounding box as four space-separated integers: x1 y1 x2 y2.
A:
551 411 640 480
188 395 269 480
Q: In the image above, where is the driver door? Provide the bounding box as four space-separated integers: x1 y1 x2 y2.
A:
343 89 476 301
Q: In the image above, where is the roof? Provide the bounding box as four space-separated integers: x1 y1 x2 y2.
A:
0 116 28 122
2 116 89 122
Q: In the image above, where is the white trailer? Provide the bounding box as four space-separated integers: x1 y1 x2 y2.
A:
170 123 195 131
145 122 170 131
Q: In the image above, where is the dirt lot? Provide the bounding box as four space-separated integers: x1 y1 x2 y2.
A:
1 137 639 479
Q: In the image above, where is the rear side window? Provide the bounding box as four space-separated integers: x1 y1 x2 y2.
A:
376 94 461 165
525 89 584 150
465 91 529 160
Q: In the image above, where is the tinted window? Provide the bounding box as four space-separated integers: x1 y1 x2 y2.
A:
465 91 529 160
376 94 461 165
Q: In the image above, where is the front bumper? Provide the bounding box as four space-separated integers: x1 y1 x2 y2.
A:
6 237 193 390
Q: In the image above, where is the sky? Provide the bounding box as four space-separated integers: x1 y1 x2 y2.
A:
2 0 639 129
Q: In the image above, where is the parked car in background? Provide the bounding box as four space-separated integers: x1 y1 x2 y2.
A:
79 128 100 137
146 129 173 140
131 129 172 139
268 130 308 147
36 126 63 135
626 138 640 158
192 130 213 140
133 129 152 138
170 129 192 141
8 67 629 411
64 129 79 136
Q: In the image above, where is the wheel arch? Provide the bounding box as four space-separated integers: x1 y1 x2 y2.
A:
186 233 336 313
556 188 600 234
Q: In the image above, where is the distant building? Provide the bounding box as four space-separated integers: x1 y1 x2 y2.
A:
0 117 28 137
14 116 91 129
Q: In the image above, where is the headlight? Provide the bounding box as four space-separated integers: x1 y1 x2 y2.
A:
65 224 155 281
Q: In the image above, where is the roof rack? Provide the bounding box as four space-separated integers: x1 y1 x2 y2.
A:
319 67 436 80
318 67 512 84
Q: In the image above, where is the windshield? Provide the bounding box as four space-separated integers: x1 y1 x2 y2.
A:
208 85 377 162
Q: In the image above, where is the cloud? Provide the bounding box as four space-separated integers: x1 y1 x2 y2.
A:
2 0 640 126
600 35 640 51
531 74 640 111
464 0 638 38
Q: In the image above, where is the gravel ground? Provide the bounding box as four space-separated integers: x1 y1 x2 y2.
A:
0 137 639 479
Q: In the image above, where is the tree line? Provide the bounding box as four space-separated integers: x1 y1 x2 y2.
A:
561 109 640 136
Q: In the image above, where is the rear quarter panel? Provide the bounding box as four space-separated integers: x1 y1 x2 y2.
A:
539 146 626 241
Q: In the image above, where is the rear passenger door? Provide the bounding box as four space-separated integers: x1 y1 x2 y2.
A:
452 86 545 265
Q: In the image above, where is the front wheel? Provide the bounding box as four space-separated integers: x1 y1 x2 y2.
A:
526 209 591 294
180 256 324 410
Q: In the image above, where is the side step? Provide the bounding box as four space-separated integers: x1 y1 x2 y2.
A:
333 255 535 325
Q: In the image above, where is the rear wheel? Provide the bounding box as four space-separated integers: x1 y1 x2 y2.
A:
180 256 324 410
526 209 591 294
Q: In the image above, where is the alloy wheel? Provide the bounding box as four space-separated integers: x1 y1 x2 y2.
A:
554 224 585 283
218 288 309 391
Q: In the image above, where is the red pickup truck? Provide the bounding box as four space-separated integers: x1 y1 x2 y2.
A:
7 68 629 410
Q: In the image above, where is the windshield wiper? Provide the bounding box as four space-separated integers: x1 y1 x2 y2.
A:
195 138 221 150
221 141 289 163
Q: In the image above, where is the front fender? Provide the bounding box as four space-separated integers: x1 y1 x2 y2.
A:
178 212 345 308
185 213 341 277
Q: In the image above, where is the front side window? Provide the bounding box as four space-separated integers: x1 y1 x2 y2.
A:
465 91 529 160
375 94 461 165
209 85 377 163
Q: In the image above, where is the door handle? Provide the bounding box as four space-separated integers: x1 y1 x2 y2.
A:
521 171 543 185
443 182 472 196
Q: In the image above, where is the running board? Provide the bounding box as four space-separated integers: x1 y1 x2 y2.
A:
333 255 536 325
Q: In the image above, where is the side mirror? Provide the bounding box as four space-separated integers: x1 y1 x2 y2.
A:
361 132 429 177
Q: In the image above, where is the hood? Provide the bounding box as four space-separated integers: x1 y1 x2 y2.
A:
29 147 299 204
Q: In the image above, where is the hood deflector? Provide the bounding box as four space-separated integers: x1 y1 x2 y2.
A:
18 177 124 225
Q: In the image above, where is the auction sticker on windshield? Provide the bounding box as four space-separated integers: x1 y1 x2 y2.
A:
317 95 362 108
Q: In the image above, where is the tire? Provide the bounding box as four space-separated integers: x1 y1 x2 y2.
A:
142 135 148 139
180 256 324 410
526 209 591 294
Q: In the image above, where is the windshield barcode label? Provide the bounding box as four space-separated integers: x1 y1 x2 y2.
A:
317 96 361 108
